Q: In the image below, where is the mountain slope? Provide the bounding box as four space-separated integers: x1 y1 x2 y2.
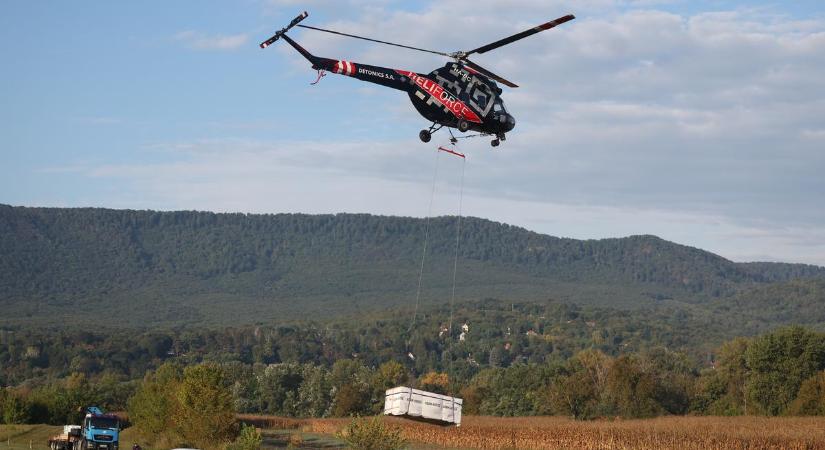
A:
1 204 823 328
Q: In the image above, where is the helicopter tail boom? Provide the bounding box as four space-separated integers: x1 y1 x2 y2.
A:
278 34 336 69
278 34 417 92
261 13 414 91
275 32 485 127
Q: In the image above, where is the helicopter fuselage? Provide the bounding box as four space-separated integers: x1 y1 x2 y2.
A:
281 35 515 140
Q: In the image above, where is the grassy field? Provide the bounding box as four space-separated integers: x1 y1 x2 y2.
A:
10 416 825 449
0 425 62 449
241 414 825 449
121 422 346 450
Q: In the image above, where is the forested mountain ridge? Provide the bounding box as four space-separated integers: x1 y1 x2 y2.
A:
1 204 823 328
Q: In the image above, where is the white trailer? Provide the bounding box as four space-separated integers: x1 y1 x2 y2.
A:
48 425 81 450
383 386 462 426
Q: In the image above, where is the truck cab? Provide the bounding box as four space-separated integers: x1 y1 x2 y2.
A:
79 407 120 450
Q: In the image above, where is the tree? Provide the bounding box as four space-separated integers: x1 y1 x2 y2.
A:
330 360 371 417
786 371 825 416
297 364 331 417
550 372 599 420
332 383 371 417
373 361 408 392
549 350 612 419
605 355 661 418
488 347 504 368
2 394 30 424
693 338 749 415
640 348 695 415
370 361 407 414
128 363 182 441
745 327 825 415
173 364 237 448
419 372 449 395
26 381 95 425
0 389 6 424
258 363 305 416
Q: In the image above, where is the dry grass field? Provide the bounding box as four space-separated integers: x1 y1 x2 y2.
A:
240 414 825 449
0 425 62 449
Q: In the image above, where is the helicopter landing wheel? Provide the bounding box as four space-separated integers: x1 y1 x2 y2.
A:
419 130 432 143
491 138 500 147
457 120 470 133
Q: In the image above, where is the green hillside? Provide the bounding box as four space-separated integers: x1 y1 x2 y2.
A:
1 204 823 328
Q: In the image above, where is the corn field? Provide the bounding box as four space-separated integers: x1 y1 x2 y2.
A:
240 414 825 449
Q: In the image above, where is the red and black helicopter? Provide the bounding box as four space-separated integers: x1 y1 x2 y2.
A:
261 12 574 146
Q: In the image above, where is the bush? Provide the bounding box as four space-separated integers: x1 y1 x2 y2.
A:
332 383 371 417
786 371 825 415
128 362 237 449
287 433 303 448
127 363 182 441
226 424 262 450
336 416 406 450
174 364 237 448
419 372 449 395
2 395 30 424
745 326 825 415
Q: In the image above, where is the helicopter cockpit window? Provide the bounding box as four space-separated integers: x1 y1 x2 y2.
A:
474 93 488 109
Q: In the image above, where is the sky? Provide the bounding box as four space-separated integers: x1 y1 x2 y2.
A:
1 0 824 265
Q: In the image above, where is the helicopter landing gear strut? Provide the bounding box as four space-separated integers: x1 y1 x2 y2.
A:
419 123 444 143
491 133 506 147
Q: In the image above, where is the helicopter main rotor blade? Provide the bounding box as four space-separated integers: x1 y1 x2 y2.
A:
463 59 519 88
466 14 575 56
297 24 450 57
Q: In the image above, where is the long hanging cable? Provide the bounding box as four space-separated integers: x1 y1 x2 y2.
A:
446 155 466 423
405 147 441 415
406 148 441 351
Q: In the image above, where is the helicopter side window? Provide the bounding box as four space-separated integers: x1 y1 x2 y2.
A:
470 83 495 116
493 100 509 114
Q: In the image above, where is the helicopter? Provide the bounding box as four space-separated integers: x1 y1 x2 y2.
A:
260 11 575 147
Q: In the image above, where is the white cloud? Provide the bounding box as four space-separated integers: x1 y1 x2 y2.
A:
174 30 249 50
53 2 825 265
70 130 825 265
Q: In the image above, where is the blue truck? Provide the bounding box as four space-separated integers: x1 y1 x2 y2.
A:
77 407 120 450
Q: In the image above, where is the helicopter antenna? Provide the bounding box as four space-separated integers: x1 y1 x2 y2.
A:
297 24 450 57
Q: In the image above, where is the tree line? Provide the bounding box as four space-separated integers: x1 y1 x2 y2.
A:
0 299 733 388
2 325 825 435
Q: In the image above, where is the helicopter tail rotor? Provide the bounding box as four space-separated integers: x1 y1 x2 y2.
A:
260 11 309 49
